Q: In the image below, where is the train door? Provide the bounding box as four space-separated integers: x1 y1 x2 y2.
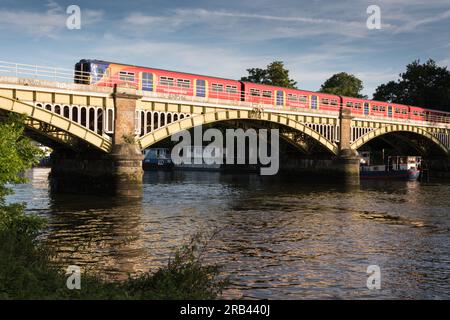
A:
276 90 284 107
311 95 318 109
364 102 370 116
196 79 206 97
388 105 393 118
142 72 153 91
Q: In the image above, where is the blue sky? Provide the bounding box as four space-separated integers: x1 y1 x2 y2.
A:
0 0 449 97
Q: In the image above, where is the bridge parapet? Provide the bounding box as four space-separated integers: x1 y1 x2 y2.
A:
0 75 112 94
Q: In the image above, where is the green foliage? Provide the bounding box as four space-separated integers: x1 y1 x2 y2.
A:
241 68 267 85
0 114 228 299
0 211 227 299
373 59 450 111
122 233 228 299
319 72 367 98
241 61 297 88
0 114 42 199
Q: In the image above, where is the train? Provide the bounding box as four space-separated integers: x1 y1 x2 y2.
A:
74 59 450 124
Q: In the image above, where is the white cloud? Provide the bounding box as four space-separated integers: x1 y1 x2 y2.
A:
0 1 103 37
392 9 450 33
120 8 391 40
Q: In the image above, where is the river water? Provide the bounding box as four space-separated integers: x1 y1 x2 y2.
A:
7 168 450 299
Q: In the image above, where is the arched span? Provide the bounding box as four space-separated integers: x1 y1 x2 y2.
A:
0 95 112 152
351 124 449 155
138 110 339 154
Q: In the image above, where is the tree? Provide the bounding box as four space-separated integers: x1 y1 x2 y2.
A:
240 68 267 85
319 72 367 98
0 114 41 200
373 59 450 111
241 61 297 88
372 81 403 103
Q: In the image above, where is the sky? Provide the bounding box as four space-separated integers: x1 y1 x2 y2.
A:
0 0 449 97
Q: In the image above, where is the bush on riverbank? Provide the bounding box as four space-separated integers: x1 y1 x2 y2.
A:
0 209 227 299
0 114 227 299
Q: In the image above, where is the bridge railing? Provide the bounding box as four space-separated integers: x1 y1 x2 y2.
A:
342 106 450 126
1 60 450 126
0 60 80 83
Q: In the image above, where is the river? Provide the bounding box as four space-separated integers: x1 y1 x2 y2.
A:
7 168 450 299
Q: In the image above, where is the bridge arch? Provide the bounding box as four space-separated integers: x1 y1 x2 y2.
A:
0 95 112 152
351 124 449 155
138 110 339 155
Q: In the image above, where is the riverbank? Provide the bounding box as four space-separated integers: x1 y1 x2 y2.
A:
0 206 227 299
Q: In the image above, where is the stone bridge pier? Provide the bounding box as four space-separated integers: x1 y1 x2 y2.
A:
109 85 144 196
333 108 360 183
50 85 144 197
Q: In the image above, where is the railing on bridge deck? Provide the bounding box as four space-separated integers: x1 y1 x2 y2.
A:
1 60 450 128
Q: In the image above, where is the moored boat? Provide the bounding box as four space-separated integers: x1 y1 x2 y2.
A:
360 156 421 181
142 148 173 170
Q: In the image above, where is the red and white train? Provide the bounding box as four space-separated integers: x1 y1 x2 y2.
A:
75 59 450 124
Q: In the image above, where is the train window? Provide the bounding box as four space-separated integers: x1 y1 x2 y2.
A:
119 71 135 82
380 106 386 111
142 72 153 91
402 109 407 114
330 99 338 106
321 98 329 105
262 90 272 98
354 102 361 109
287 93 298 101
250 89 261 96
94 66 108 79
311 96 318 109
97 67 109 77
346 102 354 108
226 85 237 93
395 108 400 113
177 79 190 88
372 105 378 111
299 95 308 102
160 76 174 86
212 83 224 92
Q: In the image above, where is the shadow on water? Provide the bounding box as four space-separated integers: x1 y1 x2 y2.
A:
6 168 450 299
44 192 146 280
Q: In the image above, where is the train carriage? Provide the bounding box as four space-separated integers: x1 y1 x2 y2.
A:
391 103 410 120
409 106 427 121
283 88 311 110
369 100 389 117
241 82 341 112
75 59 241 101
341 97 371 116
313 92 341 112
75 59 450 126
240 82 281 107
426 110 450 124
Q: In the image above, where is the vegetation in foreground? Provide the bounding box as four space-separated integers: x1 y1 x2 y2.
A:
0 114 227 299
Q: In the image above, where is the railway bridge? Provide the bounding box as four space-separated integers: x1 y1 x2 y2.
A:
1 64 449 196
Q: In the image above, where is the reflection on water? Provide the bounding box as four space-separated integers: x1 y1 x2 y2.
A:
7 168 450 299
